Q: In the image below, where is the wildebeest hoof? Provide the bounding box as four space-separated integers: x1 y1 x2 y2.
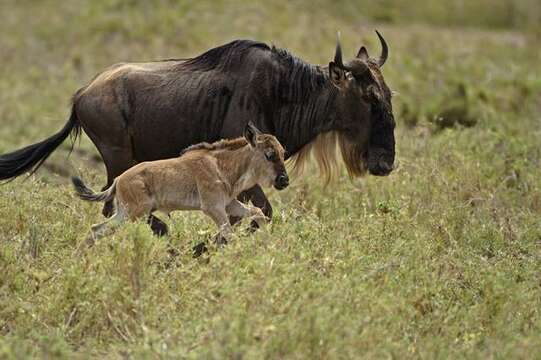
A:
148 215 169 236
192 241 208 258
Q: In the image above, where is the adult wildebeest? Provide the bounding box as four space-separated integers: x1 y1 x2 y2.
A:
0 31 395 235
72 122 288 245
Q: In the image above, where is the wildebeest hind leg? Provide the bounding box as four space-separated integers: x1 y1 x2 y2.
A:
101 186 115 217
98 146 137 217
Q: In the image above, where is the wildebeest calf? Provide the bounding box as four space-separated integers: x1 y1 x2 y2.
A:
72 123 289 245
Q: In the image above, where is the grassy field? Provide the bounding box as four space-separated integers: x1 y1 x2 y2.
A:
1 0 540 358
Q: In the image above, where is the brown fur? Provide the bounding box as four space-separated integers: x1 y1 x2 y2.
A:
180 138 249 156
73 132 287 245
0 38 395 238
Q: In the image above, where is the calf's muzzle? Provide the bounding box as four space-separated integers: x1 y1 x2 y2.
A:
274 173 289 190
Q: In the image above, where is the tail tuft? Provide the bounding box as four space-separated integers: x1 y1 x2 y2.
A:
0 107 80 182
71 176 116 202
72 176 100 201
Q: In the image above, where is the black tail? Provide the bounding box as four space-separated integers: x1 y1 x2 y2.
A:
0 105 81 181
72 176 117 202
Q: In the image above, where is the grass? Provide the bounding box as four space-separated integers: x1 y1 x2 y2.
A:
0 1 540 358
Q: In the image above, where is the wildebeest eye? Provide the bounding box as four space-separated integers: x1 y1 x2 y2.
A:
265 151 277 161
365 84 381 100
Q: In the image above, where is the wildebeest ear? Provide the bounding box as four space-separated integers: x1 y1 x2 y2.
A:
244 121 260 147
329 62 347 89
357 46 369 60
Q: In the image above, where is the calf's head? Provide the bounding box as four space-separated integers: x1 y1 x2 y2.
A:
244 122 289 190
329 31 395 177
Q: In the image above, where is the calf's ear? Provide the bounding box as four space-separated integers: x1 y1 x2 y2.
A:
244 121 260 147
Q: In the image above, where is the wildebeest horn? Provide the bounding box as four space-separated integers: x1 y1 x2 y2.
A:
334 31 346 69
375 30 388 67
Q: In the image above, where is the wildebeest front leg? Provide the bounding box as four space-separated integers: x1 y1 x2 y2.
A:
232 185 272 229
147 214 169 236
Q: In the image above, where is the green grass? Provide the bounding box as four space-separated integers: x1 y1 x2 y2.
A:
1 1 540 358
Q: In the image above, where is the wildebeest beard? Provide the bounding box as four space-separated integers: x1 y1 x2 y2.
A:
289 100 395 181
289 131 368 183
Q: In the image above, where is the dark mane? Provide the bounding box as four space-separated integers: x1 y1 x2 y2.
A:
180 137 248 156
266 48 368 181
177 39 339 165
267 46 337 154
270 46 330 92
180 39 270 71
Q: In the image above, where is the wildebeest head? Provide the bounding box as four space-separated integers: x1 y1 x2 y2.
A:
328 31 395 177
244 122 289 190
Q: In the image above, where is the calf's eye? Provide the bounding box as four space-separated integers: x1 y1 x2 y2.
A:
265 151 276 161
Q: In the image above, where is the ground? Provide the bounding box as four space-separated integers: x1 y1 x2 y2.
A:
0 1 540 358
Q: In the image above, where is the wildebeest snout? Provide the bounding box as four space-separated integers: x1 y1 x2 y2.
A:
376 158 394 176
274 173 289 190
368 148 394 176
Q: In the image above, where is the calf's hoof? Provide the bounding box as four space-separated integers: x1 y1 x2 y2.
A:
229 215 242 226
248 220 260 232
212 233 229 246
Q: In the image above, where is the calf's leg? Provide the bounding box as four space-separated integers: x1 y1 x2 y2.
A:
94 145 168 236
91 210 126 239
202 204 232 246
81 207 127 249
233 185 272 228
226 200 268 228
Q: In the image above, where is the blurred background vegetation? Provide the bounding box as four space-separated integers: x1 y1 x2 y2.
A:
0 0 539 153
